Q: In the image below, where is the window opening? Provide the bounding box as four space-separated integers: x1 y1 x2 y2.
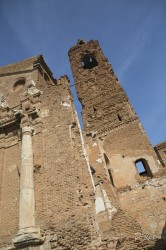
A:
135 159 152 177
81 54 98 69
118 114 122 121
13 78 26 92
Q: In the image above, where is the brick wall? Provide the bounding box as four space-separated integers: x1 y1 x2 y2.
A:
0 58 101 250
69 39 166 249
0 41 166 250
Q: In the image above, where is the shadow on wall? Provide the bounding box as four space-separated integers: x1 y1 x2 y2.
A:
153 221 166 250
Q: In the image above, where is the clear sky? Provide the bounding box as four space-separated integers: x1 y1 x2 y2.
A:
0 0 165 145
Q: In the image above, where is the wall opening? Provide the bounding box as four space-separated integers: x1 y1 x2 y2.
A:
13 78 26 92
117 114 122 121
81 54 98 69
103 153 114 186
135 159 152 177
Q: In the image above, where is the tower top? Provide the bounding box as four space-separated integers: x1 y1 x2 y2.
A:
68 39 100 54
77 38 86 45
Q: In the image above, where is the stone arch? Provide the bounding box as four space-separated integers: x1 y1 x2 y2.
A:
13 78 26 92
135 158 152 177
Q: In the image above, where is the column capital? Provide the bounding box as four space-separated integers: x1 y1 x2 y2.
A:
22 126 34 135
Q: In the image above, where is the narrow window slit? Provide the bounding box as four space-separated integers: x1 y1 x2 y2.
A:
118 114 122 121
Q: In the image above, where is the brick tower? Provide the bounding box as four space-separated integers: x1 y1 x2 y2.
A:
68 39 160 188
69 39 166 249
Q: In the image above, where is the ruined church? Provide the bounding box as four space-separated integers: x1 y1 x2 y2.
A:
0 39 166 250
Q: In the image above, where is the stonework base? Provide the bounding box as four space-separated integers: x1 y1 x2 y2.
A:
12 227 43 248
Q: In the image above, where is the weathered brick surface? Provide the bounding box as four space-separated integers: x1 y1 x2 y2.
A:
69 39 166 249
68 40 137 134
0 57 100 249
119 177 166 236
0 40 166 250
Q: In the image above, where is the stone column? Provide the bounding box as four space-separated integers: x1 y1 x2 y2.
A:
20 126 35 229
13 127 43 248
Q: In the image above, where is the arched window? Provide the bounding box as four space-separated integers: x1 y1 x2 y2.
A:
13 78 26 92
103 153 115 186
135 159 152 177
81 54 98 69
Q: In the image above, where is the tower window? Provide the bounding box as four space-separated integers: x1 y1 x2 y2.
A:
135 159 152 177
81 54 98 69
118 114 122 121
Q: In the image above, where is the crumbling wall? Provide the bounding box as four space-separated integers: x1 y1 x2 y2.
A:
0 39 166 250
35 74 99 250
118 177 166 248
68 39 161 189
69 39 166 249
0 58 101 250
68 40 138 135
101 120 161 188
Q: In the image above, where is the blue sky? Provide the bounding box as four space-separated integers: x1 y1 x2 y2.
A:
0 0 165 145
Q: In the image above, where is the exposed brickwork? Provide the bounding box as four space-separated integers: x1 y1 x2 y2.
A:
0 39 166 250
68 40 137 134
69 39 166 249
0 57 100 250
119 177 166 235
